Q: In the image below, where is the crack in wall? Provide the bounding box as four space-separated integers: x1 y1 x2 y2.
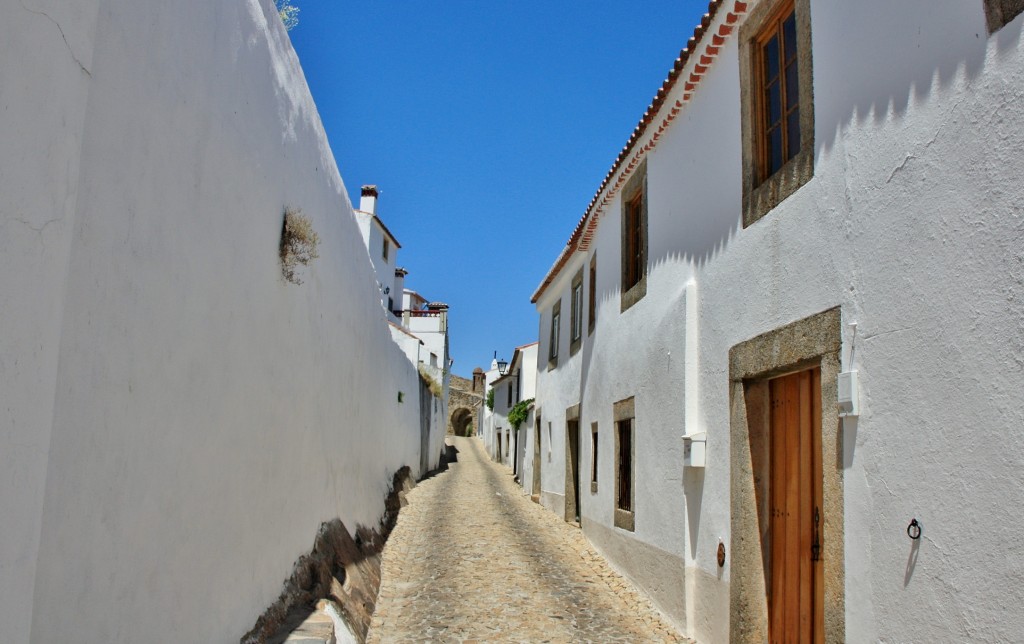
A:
18 1 91 77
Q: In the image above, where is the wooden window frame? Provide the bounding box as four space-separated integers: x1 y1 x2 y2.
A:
382 237 389 261
548 299 561 369
739 0 814 228
590 422 599 493
753 3 800 184
570 266 584 356
619 163 647 312
613 397 635 531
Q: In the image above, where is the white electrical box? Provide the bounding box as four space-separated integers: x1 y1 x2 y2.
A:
682 432 707 468
838 371 859 417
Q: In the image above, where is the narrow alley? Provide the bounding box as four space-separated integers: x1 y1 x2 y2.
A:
367 436 688 643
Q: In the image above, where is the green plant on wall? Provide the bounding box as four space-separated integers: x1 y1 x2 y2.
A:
508 398 535 430
279 207 319 284
485 388 494 411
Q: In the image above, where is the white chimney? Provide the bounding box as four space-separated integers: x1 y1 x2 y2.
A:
360 185 378 214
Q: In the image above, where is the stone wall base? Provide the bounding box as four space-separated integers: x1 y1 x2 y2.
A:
241 467 414 644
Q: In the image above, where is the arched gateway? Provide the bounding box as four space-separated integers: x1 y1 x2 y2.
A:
447 373 484 436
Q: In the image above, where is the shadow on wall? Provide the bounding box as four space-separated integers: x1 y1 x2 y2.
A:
583 2 1022 297
814 1 1018 159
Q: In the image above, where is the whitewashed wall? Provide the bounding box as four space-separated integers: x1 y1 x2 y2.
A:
534 1 1024 642
0 1 434 642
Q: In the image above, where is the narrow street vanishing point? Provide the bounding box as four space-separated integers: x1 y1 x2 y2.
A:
368 436 689 643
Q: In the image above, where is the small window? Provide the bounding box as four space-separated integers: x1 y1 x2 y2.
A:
507 381 513 407
570 266 584 356
739 0 814 226
572 283 583 341
620 163 647 312
754 4 801 183
588 255 597 334
382 238 389 261
624 193 643 291
590 422 599 493
548 299 561 369
617 419 632 512
613 397 635 531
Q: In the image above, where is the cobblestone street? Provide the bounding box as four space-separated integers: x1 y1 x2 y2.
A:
367 436 688 643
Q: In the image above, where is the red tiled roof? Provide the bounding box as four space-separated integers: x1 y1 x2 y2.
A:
531 0 748 303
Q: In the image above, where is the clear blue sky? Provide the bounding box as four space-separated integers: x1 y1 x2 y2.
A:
289 1 709 376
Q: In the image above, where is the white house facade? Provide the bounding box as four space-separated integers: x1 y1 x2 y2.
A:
530 1 1024 642
488 343 538 477
354 185 403 318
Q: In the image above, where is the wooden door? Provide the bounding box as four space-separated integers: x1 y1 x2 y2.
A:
567 420 581 522
769 368 823 643
533 415 542 499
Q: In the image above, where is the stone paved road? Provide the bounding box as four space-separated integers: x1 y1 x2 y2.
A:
367 436 689 643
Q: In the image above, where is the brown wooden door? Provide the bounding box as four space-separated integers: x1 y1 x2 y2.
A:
567 420 581 522
769 368 823 643
533 415 542 498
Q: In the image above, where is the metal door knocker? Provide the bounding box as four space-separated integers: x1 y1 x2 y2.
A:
717 542 726 568
907 518 922 540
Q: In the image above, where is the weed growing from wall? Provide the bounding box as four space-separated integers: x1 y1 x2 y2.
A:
417 364 443 398
280 207 320 284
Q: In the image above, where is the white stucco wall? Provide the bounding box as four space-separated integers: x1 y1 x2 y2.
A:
533 2 1024 642
355 212 399 313
1 1 433 642
0 3 102 641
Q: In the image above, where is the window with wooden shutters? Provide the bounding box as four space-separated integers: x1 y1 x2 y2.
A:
570 266 584 356
613 396 635 531
617 419 632 511
548 299 561 369
757 5 800 182
619 163 647 312
739 0 814 227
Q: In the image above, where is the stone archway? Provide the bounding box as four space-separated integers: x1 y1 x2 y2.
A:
450 407 474 437
447 373 483 436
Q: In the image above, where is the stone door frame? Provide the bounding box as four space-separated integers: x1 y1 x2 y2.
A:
728 307 845 643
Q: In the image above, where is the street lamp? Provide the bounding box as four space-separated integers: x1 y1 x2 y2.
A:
497 358 509 375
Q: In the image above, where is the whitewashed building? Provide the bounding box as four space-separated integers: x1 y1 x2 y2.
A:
530 1 1024 642
355 186 452 472
487 343 539 479
354 185 404 319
